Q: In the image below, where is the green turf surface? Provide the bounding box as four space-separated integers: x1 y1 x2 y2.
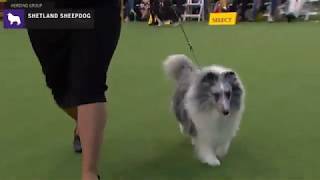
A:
0 21 320 180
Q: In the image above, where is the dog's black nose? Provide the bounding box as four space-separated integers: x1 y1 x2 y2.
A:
222 110 230 116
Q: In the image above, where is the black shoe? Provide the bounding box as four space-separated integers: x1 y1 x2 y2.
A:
129 10 136 21
287 13 296 22
73 134 82 153
97 175 100 180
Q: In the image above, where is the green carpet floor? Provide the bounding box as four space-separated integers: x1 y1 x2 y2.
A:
0 21 320 180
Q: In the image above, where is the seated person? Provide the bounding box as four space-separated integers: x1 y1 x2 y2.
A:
213 0 229 12
149 0 183 25
140 0 151 20
287 0 306 22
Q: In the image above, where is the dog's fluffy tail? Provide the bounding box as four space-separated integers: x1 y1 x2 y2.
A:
163 54 196 82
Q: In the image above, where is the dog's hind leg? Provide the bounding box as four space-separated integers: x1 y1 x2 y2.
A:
178 119 197 136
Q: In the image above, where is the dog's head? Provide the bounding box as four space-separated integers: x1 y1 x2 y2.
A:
194 66 243 116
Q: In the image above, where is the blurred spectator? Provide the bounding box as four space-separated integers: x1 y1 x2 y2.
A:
140 0 151 20
287 0 306 21
213 0 229 12
124 0 315 23
124 0 137 22
149 0 161 24
123 0 150 21
239 0 249 21
149 0 184 25
268 0 279 21
252 0 263 20
173 0 186 16
228 0 249 21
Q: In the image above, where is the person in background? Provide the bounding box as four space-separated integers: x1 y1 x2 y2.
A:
230 0 249 21
240 0 249 21
287 0 306 22
213 0 229 12
251 0 263 21
173 0 186 17
140 0 151 20
124 0 137 22
149 0 180 26
268 0 279 22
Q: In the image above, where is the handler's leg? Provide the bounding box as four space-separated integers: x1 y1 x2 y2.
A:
78 102 107 180
63 107 79 134
64 107 78 120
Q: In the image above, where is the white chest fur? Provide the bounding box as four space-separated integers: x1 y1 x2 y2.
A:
188 108 240 146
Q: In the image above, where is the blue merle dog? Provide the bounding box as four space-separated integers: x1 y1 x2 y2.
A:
163 54 245 167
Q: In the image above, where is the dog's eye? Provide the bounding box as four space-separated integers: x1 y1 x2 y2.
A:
225 91 231 99
213 93 220 100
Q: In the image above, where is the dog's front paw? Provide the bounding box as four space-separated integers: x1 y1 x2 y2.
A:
200 156 221 167
216 142 231 159
191 138 195 146
178 123 185 134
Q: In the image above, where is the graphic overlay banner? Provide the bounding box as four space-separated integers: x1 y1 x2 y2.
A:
209 13 237 26
3 0 95 29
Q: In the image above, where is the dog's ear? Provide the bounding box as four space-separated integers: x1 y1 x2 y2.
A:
224 71 237 83
201 72 218 85
224 71 242 92
225 71 243 108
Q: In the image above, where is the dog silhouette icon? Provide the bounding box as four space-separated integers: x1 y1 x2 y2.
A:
7 13 21 26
